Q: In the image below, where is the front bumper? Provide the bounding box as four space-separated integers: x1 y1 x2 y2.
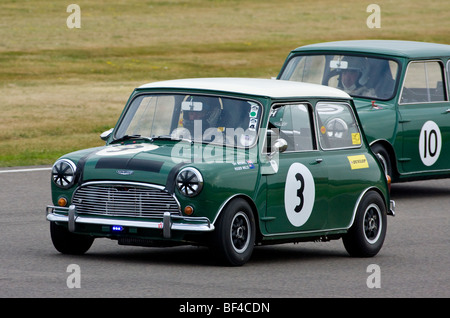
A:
46 205 215 239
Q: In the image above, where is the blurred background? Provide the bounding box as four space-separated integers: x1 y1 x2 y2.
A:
1 0 449 166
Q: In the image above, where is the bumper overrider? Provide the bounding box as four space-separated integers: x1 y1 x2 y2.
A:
389 200 396 216
46 205 215 239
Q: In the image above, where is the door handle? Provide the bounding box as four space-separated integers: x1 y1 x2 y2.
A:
445 109 450 114
311 158 323 165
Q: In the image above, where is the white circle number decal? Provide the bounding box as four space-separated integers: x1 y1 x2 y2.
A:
419 121 441 166
96 144 159 156
284 163 315 227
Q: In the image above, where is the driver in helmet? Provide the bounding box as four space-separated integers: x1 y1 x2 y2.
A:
181 96 222 141
339 56 375 97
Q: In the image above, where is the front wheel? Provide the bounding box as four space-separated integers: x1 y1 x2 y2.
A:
343 191 387 257
211 199 256 266
50 222 94 255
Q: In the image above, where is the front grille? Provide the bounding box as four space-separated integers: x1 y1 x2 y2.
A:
72 182 180 218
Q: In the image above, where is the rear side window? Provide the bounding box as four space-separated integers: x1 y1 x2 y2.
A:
447 60 450 93
400 61 447 104
316 102 362 150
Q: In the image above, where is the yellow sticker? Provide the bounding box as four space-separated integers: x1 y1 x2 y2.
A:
348 155 369 169
351 133 361 145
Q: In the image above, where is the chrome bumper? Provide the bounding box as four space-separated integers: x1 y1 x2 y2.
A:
46 205 214 239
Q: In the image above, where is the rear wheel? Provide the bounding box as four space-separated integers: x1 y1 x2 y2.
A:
50 222 94 255
343 191 387 257
211 199 255 266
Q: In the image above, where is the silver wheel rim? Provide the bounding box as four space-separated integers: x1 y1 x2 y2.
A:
363 203 382 244
230 211 251 253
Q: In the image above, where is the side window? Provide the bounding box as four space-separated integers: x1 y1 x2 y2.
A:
400 61 446 104
268 104 315 152
447 60 450 94
316 102 362 150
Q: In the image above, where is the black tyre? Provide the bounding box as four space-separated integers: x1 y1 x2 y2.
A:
50 222 94 255
343 191 387 257
211 199 256 266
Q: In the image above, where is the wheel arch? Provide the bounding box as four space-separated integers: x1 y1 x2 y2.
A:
343 187 388 257
214 194 262 242
349 187 388 229
370 139 398 178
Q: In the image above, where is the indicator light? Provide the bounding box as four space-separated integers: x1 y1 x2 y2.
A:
57 197 68 207
386 175 392 192
184 205 194 215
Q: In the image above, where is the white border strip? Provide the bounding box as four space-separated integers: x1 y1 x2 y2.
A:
0 167 52 174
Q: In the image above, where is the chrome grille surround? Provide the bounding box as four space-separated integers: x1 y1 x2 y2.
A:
72 181 181 218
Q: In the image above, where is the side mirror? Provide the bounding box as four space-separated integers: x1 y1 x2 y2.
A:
268 138 287 159
273 138 288 153
100 128 114 141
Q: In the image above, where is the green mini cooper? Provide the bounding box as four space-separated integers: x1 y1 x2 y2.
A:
278 40 450 183
46 78 394 266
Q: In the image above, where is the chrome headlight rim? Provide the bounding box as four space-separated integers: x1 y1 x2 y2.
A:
176 167 203 197
52 159 77 189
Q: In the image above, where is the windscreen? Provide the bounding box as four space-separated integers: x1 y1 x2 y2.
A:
115 94 262 148
280 54 399 100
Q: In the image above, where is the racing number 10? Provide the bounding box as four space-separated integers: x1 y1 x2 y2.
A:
422 129 438 158
419 121 441 167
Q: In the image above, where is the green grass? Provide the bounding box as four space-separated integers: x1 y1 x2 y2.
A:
0 0 449 166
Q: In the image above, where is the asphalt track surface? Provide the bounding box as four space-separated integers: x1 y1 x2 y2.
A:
0 166 449 299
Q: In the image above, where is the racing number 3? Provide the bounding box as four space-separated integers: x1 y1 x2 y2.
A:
294 173 305 213
419 121 442 166
284 163 315 227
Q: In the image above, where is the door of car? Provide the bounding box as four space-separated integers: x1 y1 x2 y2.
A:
398 60 450 173
263 103 329 234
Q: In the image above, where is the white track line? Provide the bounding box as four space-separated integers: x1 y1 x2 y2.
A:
0 167 52 174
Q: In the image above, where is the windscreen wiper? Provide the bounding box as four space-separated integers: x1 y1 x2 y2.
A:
110 134 152 144
152 135 193 143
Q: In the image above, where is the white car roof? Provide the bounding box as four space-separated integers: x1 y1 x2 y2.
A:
138 78 350 99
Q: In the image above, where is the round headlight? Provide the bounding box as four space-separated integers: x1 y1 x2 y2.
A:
52 159 77 189
176 167 203 197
